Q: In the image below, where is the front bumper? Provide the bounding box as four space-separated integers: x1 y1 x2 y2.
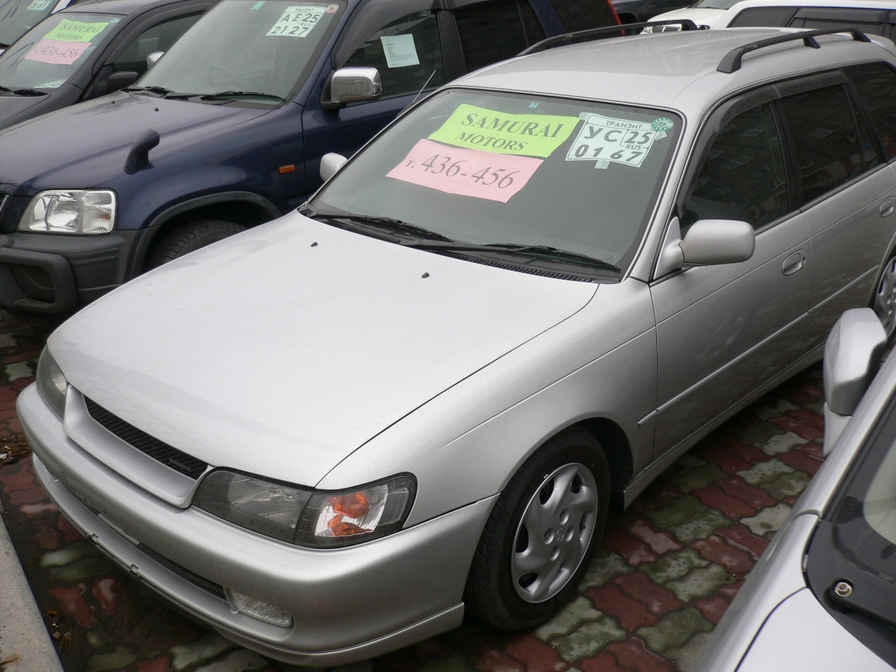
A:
0 231 141 315
18 384 493 665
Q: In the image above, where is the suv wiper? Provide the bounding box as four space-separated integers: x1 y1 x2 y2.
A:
307 209 452 242
199 90 285 102
0 85 47 96
404 240 621 273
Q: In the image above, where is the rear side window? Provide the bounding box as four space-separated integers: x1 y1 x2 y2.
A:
550 0 617 32
848 62 896 160
780 84 879 203
686 103 788 229
344 11 444 97
728 6 797 27
454 0 544 72
788 7 891 36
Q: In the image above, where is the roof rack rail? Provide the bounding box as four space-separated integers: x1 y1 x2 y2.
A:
519 20 701 56
718 28 871 73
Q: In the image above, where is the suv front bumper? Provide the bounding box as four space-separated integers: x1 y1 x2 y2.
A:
0 231 141 315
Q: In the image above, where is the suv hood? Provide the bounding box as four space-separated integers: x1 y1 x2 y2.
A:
0 92 272 192
50 215 598 487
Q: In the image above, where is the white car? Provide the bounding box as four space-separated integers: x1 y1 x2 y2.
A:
646 0 896 33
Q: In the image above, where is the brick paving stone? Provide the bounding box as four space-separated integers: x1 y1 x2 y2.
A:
584 582 659 631
169 634 235 671
668 461 728 495
579 552 634 589
626 520 683 555
664 563 733 603
551 617 627 662
778 446 824 476
736 458 794 488
669 508 733 546
640 549 709 586
535 597 603 641
739 504 792 538
190 649 269 672
732 423 785 448
578 651 624 672
87 644 137 671
691 534 757 578
613 572 682 617
646 496 709 530
503 636 570 672
760 431 808 456
715 476 777 510
475 650 526 672
663 631 714 672
690 484 756 521
602 528 657 566
771 415 825 442
750 398 798 421
636 608 714 655
716 524 769 560
760 470 811 500
694 595 731 625
607 638 673 672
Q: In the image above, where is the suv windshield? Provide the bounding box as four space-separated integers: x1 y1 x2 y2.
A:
311 88 681 274
139 0 343 101
0 0 62 48
0 12 120 89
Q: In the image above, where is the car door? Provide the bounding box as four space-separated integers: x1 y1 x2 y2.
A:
777 71 896 344
83 6 208 99
650 90 812 458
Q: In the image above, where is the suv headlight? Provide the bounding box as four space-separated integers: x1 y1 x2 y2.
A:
193 471 416 548
36 348 67 418
19 190 116 234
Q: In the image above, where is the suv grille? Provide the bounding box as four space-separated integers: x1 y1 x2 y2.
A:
84 397 208 479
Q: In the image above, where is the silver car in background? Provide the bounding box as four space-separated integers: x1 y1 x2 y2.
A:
696 308 896 670
16 25 896 666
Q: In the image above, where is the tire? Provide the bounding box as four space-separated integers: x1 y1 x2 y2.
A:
465 427 610 630
873 253 896 341
145 220 246 270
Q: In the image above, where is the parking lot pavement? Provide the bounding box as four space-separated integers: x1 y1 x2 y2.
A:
0 308 826 672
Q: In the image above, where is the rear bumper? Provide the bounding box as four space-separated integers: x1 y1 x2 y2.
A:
0 231 140 315
18 384 492 665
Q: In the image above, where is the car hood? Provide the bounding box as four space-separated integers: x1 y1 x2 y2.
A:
0 92 272 192
0 93 48 129
50 214 599 487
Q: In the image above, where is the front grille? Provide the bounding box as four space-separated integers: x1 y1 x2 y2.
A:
139 544 227 600
84 397 208 479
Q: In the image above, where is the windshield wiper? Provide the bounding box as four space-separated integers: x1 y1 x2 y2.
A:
0 85 47 96
403 241 621 273
123 85 174 97
306 208 453 242
199 90 285 102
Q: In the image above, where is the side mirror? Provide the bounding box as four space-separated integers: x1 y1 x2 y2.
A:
822 308 887 454
679 219 755 266
104 71 139 94
324 67 382 109
320 153 348 182
146 51 164 69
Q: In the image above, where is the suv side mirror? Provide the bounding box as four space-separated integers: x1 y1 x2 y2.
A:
679 219 755 266
147 51 164 69
320 153 347 181
823 308 887 454
324 67 382 110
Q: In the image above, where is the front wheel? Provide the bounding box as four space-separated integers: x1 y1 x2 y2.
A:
145 220 246 270
465 427 610 630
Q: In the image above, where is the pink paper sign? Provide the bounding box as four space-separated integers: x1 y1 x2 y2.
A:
24 39 89 65
386 139 542 203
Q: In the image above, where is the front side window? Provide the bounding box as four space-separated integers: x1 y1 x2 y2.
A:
685 103 788 229
0 12 121 90
110 13 203 76
454 0 544 73
310 88 682 276
343 11 443 98
139 0 344 101
780 84 878 204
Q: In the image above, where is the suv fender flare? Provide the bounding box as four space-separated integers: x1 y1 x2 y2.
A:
130 191 283 274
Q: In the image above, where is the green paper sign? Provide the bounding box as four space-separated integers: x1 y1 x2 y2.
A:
428 104 579 158
44 20 109 43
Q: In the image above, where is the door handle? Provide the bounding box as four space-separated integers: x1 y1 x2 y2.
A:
881 199 895 218
782 250 806 276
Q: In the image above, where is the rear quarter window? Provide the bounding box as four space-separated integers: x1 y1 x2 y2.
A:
848 62 896 160
728 6 797 27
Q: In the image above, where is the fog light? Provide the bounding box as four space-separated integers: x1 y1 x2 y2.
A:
225 588 293 628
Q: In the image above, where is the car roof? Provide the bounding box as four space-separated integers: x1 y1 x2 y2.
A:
60 0 203 15
452 28 896 117
723 0 896 10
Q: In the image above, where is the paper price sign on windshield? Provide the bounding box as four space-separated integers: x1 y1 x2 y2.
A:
267 6 326 37
43 20 109 43
24 39 90 65
387 139 542 203
566 113 669 169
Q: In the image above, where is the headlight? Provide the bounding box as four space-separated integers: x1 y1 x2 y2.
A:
193 471 416 548
36 348 67 418
19 190 116 234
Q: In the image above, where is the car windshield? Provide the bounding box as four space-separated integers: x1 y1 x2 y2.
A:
139 0 343 101
310 88 682 274
0 12 121 90
0 0 62 48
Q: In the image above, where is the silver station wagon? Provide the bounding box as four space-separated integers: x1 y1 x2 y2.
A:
17 25 896 665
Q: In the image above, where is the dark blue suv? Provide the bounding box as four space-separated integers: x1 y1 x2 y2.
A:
0 0 617 314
